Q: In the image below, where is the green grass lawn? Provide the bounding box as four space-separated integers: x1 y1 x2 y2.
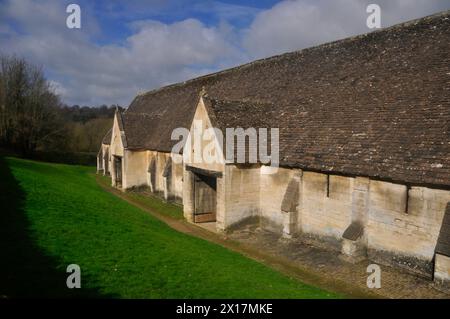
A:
116 181 184 220
0 157 340 298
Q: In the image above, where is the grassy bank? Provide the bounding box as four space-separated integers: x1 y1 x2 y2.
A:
0 157 340 298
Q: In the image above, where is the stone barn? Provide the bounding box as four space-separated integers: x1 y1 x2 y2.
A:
97 128 111 175
98 12 450 287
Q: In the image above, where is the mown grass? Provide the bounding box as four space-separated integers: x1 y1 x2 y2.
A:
0 157 341 298
107 178 184 220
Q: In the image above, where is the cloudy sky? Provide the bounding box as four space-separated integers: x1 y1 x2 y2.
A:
1 0 449 106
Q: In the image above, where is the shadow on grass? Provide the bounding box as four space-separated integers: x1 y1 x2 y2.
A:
0 157 110 298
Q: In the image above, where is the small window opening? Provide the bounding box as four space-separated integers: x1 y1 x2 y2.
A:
326 175 330 198
405 185 411 214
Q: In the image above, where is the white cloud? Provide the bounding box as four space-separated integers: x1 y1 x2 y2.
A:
0 0 244 106
126 19 238 67
48 80 68 97
242 0 449 59
1 0 448 106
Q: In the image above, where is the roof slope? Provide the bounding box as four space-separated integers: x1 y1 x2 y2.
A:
203 96 278 163
204 97 279 132
101 128 112 145
124 11 450 186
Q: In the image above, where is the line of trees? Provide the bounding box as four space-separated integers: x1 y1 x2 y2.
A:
0 55 65 156
0 54 121 161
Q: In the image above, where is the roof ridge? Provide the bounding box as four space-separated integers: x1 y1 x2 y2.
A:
133 9 449 100
124 112 161 117
205 95 276 107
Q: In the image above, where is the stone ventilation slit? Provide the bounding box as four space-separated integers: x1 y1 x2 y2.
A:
326 174 330 198
405 185 411 214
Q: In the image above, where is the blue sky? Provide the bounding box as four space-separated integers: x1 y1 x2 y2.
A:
1 0 449 106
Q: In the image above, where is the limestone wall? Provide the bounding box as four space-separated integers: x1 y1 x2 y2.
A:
301 172 353 241
102 144 110 175
256 165 450 277
145 150 184 201
109 115 124 187
97 143 110 174
146 150 165 193
260 167 296 231
156 152 169 192
110 117 123 158
219 165 260 230
182 166 195 222
367 182 450 274
258 169 353 241
122 150 147 189
183 96 225 173
146 150 157 191
171 153 184 201
96 151 102 172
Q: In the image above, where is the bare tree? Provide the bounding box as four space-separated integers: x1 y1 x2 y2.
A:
0 54 64 156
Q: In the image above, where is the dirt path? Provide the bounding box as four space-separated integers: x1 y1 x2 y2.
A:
95 175 449 299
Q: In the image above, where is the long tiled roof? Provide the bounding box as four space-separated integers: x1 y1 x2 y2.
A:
120 11 450 186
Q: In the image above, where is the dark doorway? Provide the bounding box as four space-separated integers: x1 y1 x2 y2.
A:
194 173 217 223
103 149 109 175
114 156 122 187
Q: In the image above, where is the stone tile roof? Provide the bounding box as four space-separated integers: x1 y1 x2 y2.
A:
101 128 112 145
121 112 161 150
125 85 201 151
343 222 364 241
204 96 278 132
436 203 450 257
121 11 450 187
203 96 278 163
